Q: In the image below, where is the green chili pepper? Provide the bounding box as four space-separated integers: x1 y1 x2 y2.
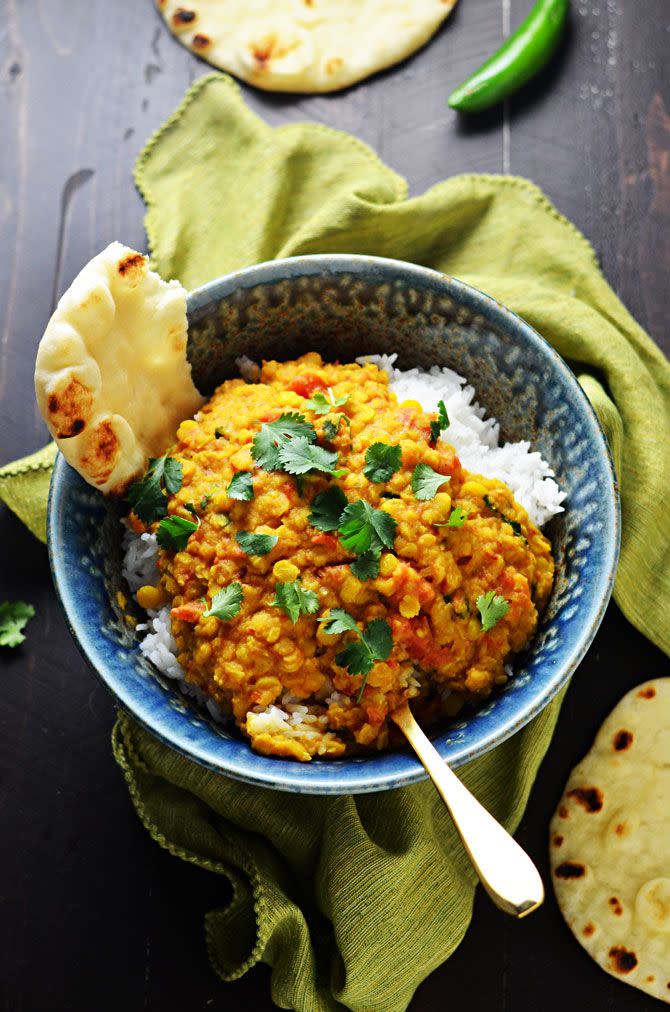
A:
448 0 570 114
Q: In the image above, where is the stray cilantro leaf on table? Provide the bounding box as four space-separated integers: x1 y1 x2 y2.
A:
204 582 243 621
227 471 254 501
157 514 198 551
278 437 344 477
338 499 397 555
309 486 348 531
251 412 316 471
236 530 279 556
435 507 469 528
350 550 381 581
0 601 35 647
429 400 450 444
476 591 509 632
305 390 349 415
411 463 450 501
272 580 320 624
363 442 402 483
127 455 183 522
320 610 394 701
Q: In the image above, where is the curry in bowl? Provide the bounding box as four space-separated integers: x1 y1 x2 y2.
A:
124 352 556 762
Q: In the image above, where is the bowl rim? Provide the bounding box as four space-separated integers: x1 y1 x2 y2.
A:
47 253 621 794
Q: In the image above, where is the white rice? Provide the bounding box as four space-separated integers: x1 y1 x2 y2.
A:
358 353 565 527
123 354 565 739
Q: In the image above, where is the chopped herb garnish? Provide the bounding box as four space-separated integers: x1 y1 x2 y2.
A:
0 601 35 647
227 471 254 501
214 428 225 439
381 492 401 500
272 580 320 624
410 463 450 501
429 400 450 443
184 502 199 517
350 550 381 581
476 591 509 632
483 495 523 537
322 419 339 441
204 582 243 621
127 455 183 522
305 390 349 415
251 412 316 471
309 486 348 531
319 609 393 701
277 437 344 477
200 495 211 510
363 442 402 483
442 593 452 604
338 500 397 555
504 518 523 537
235 530 278 556
156 514 198 551
435 507 469 528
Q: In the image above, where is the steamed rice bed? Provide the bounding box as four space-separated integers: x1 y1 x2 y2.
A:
124 353 563 761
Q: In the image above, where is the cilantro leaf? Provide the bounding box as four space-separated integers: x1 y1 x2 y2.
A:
251 413 316 471
156 514 198 551
350 550 381 581
326 613 394 701
309 486 348 531
429 400 450 443
411 463 450 501
0 601 35 647
236 530 278 556
227 471 254 501
127 455 183 522
277 437 343 477
204 582 243 621
435 507 469 528
338 500 397 555
272 580 320 624
363 442 402 483
318 608 361 637
476 591 510 632
305 390 350 415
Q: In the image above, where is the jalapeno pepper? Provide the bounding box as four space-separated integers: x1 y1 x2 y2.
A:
448 0 570 114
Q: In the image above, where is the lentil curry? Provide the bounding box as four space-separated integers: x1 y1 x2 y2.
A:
130 354 554 762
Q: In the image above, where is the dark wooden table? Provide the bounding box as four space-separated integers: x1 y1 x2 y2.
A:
2 2 669 1009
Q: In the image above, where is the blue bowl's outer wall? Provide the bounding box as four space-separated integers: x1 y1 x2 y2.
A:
47 255 620 795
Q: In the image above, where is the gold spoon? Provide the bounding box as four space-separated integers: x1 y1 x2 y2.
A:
391 701 544 918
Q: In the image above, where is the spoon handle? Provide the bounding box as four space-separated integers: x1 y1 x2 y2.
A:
391 702 544 918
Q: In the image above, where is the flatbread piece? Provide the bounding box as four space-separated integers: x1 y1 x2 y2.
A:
550 678 670 1004
35 242 204 495
156 0 458 93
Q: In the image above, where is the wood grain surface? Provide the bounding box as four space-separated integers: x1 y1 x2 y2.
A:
1 1 669 1009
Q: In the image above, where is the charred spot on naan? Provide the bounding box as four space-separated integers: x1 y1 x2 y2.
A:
172 8 196 29
567 786 603 813
555 861 586 879
116 251 146 281
191 33 211 51
613 729 633 751
80 420 121 487
609 946 638 974
47 377 93 439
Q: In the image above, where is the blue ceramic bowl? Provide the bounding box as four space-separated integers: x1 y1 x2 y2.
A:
48 255 620 794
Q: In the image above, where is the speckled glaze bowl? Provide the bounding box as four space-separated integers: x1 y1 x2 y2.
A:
48 255 620 794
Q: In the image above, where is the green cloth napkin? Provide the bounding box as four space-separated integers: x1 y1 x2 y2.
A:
2 73 670 1011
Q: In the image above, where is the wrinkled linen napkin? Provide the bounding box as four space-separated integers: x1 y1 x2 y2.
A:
2 74 669 1012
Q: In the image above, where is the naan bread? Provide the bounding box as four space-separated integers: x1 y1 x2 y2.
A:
35 243 204 496
156 0 458 93
550 679 670 1004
